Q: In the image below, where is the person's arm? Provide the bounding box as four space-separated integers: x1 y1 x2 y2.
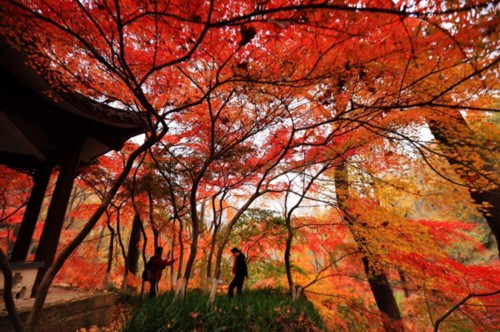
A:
161 258 177 267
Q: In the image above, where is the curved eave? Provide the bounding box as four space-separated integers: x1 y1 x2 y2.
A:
0 39 151 131
0 41 151 169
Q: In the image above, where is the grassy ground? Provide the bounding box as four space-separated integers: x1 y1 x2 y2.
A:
122 288 326 331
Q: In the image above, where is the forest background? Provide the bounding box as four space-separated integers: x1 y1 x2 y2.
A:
0 0 499 331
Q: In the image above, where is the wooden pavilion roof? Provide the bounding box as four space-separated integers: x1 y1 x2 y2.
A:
0 42 148 169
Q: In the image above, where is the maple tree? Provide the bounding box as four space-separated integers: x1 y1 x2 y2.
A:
0 167 32 254
331 141 499 330
333 160 403 331
426 110 500 256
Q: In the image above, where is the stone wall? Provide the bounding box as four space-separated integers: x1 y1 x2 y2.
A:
0 292 115 332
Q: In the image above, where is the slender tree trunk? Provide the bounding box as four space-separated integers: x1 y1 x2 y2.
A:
205 195 226 292
115 211 129 291
334 161 403 331
209 243 225 303
19 132 162 332
138 214 148 296
362 257 403 331
104 222 115 289
1 249 24 332
96 222 107 253
284 166 328 298
127 213 142 275
427 111 500 258
398 269 410 297
208 193 261 303
284 218 294 295
152 228 159 250
147 190 159 251
205 224 219 292
208 216 244 302
209 221 239 303
176 218 184 287
166 239 175 291
180 226 198 299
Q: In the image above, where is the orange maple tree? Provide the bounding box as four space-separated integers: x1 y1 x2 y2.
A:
0 0 498 331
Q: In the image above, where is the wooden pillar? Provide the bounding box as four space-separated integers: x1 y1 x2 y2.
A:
31 140 83 297
10 165 52 262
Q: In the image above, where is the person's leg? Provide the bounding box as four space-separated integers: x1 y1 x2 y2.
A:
236 276 244 296
149 281 158 298
228 277 237 297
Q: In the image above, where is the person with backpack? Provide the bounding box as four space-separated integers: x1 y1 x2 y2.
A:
228 247 248 297
144 246 177 298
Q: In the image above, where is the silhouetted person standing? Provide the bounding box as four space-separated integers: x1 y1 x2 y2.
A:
149 246 176 298
228 247 247 297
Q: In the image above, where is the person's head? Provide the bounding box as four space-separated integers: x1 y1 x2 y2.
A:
155 247 163 255
231 247 240 256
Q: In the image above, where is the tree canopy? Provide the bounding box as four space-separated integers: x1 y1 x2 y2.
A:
0 0 499 331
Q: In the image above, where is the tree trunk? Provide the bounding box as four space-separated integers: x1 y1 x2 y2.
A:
138 215 148 296
205 195 227 292
179 182 204 300
1 249 24 332
284 218 294 295
208 247 224 304
176 217 184 289
207 193 261 304
104 222 115 290
427 111 499 258
127 213 142 275
20 133 163 332
180 227 198 299
153 228 159 250
362 257 403 331
334 161 403 331
205 223 220 292
115 211 129 291
169 218 177 290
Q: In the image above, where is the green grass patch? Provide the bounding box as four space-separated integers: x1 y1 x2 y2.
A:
123 288 326 331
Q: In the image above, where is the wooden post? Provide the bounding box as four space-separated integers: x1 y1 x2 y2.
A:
31 139 83 297
10 165 52 262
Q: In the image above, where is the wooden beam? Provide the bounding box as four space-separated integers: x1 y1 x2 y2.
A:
0 112 47 162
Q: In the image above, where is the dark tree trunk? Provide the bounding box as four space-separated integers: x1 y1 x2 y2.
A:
427 110 499 258
206 223 219 291
334 161 403 331
176 218 184 283
1 249 24 332
284 219 294 294
127 213 142 274
153 228 159 250
206 196 225 291
115 210 129 290
362 257 403 331
104 221 115 289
